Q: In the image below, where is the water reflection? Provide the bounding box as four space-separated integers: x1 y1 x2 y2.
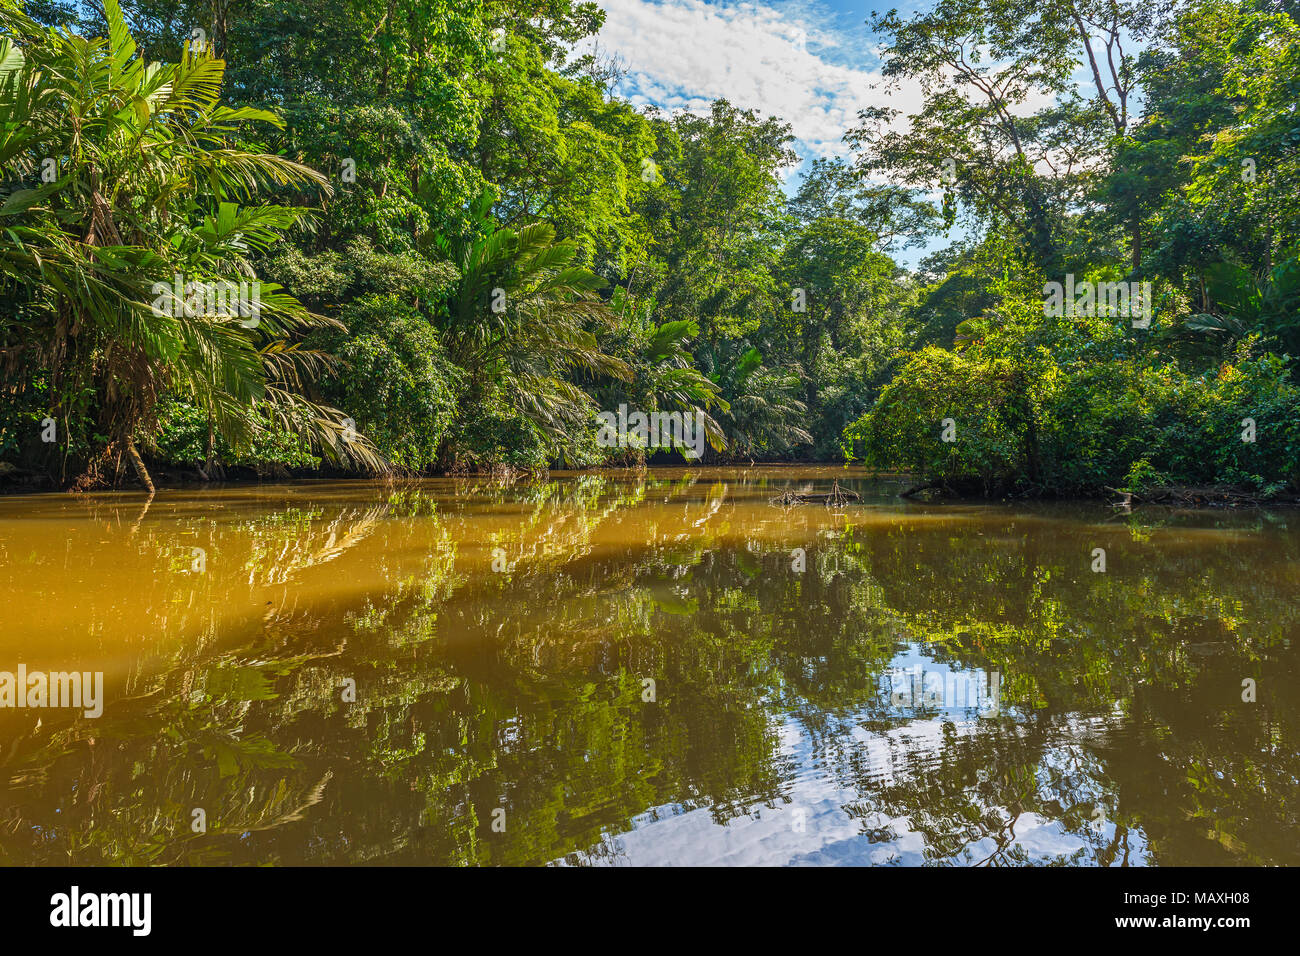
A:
0 468 1295 865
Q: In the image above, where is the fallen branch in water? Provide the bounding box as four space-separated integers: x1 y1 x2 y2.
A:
770 479 861 507
899 481 943 499
1106 485 1300 508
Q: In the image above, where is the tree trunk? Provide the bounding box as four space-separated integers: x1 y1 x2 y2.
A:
205 415 216 475
125 437 155 495
211 0 230 57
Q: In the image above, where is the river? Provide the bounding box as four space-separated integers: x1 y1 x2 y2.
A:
0 466 1295 865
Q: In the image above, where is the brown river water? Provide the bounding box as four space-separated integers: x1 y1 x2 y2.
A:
0 466 1296 865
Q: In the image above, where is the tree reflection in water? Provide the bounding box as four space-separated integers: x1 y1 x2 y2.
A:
0 468 1295 865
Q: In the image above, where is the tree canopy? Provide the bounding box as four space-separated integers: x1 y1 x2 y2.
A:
1 0 1298 499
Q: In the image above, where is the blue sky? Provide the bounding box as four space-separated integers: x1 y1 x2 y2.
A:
580 0 1126 267
579 0 943 262
586 0 898 166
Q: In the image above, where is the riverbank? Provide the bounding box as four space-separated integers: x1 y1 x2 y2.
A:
3 457 1296 509
895 477 1300 508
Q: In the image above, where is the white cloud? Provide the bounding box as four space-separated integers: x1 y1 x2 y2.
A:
579 0 1080 266
582 0 925 164
583 0 1076 167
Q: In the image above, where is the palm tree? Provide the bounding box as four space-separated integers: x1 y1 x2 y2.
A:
1185 253 1300 356
615 315 727 457
0 0 383 489
709 345 812 460
437 220 631 455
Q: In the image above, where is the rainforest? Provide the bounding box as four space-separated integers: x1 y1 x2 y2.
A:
0 0 1299 878
1 0 1298 500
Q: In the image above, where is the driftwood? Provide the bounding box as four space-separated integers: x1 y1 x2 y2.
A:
1107 485 1300 508
770 479 861 507
899 481 943 499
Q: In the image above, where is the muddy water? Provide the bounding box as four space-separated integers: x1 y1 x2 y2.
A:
0 466 1296 865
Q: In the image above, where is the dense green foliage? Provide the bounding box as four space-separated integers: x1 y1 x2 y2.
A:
2 0 1298 496
844 0 1300 496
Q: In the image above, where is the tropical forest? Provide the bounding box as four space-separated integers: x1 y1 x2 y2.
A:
1 0 1296 499
0 0 1298 880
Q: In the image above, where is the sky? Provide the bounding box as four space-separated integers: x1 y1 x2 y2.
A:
586 0 899 166
578 0 941 262
578 0 1119 268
